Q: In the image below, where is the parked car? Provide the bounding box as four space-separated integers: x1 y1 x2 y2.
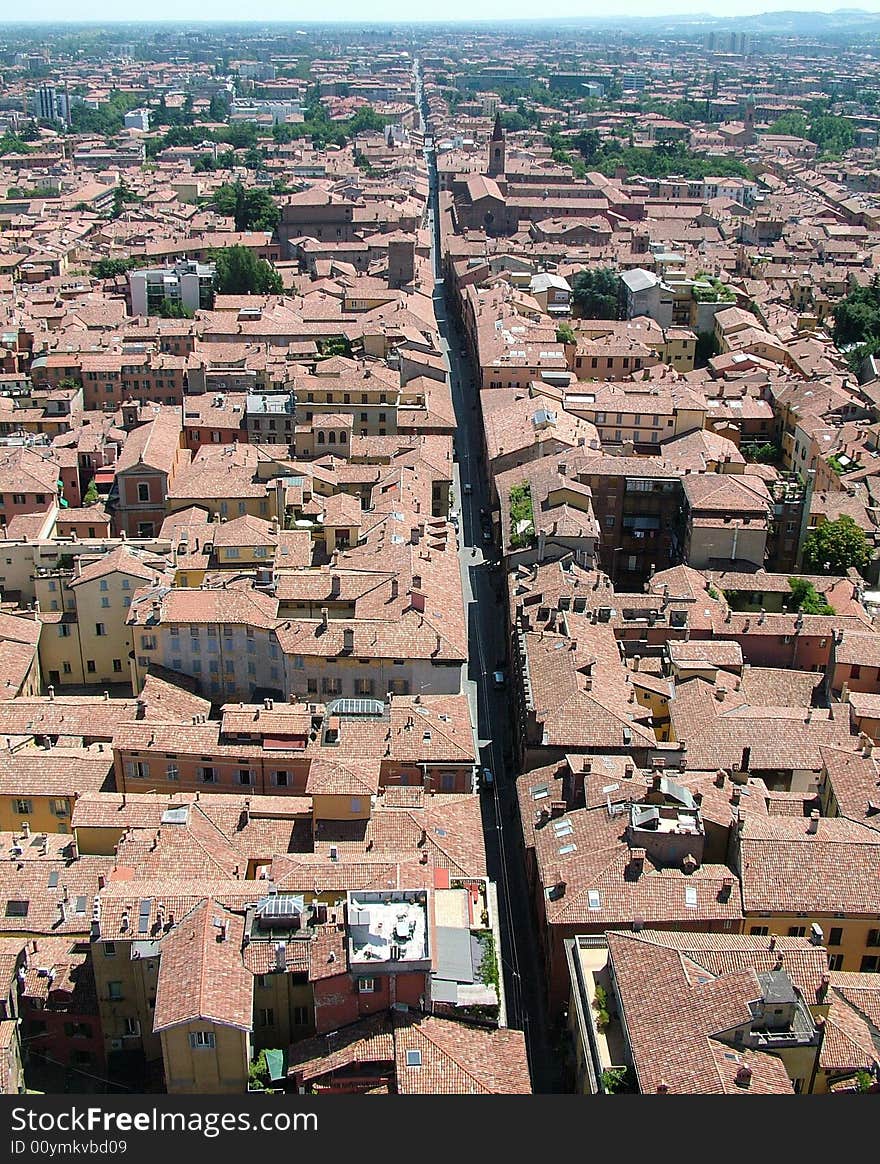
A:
493 670 506 688
463 482 472 495
481 767 494 789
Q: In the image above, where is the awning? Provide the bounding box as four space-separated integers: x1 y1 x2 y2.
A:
264 1049 286 1082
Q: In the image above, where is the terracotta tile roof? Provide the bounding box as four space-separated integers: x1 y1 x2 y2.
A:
820 746 880 833
820 991 880 1072
520 794 741 929
287 1011 531 1093
604 931 796 1094
152 900 252 1033
737 814 880 915
0 748 114 797
0 697 138 742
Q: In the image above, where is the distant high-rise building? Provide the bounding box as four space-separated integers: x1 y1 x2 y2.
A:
37 84 59 122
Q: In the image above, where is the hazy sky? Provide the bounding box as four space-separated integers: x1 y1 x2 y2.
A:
9 2 880 24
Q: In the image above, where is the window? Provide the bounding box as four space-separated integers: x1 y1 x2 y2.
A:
868 929 880 948
113 659 122 673
189 1031 216 1049
200 767 216 784
749 926 769 936
137 483 150 503
166 764 179 781
104 942 117 958
357 978 375 994
828 954 844 971
87 660 96 673
829 927 843 947
350 798 362 813
788 926 807 938
13 798 32 815
51 799 69 817
95 622 107 637
127 760 149 780
258 1008 275 1027
859 955 879 973
99 580 108 592
123 1017 140 1036
101 596 110 608
273 770 289 788
107 981 123 1001
292 1006 308 1027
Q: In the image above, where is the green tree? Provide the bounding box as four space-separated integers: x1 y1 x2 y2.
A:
808 113 855 156
83 478 100 505
769 111 809 137
832 277 880 350
108 180 139 220
212 246 283 295
154 298 194 319
0 132 32 156
210 181 279 233
556 323 576 344
317 335 352 359
571 268 622 320
209 93 230 122
801 516 871 576
787 577 834 615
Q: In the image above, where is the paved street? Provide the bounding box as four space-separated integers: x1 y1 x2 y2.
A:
418 63 560 1092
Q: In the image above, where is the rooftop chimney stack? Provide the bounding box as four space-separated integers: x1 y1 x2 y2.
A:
808 809 820 834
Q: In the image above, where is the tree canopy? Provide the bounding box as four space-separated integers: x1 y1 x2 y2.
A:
831 276 880 370
571 268 622 320
801 515 871 577
210 182 280 233
769 109 854 155
211 246 283 296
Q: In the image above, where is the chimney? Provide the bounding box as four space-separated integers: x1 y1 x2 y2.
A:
275 941 286 972
715 770 726 788
808 809 820 834
769 934 777 951
21 822 30 838
390 577 399 600
735 1065 753 1088
656 1083 669 1094
682 852 698 874
740 746 751 773
758 607 766 624
48 685 55 701
720 875 734 900
629 847 646 877
632 655 641 672
321 607 329 629
623 762 634 779
550 800 566 818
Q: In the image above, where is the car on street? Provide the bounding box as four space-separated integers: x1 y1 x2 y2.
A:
493 670 506 688
463 482 472 495
481 767 494 789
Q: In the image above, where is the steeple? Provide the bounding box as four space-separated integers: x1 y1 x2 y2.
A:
488 111 506 178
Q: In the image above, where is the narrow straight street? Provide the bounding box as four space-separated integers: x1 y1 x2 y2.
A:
416 61 560 1092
